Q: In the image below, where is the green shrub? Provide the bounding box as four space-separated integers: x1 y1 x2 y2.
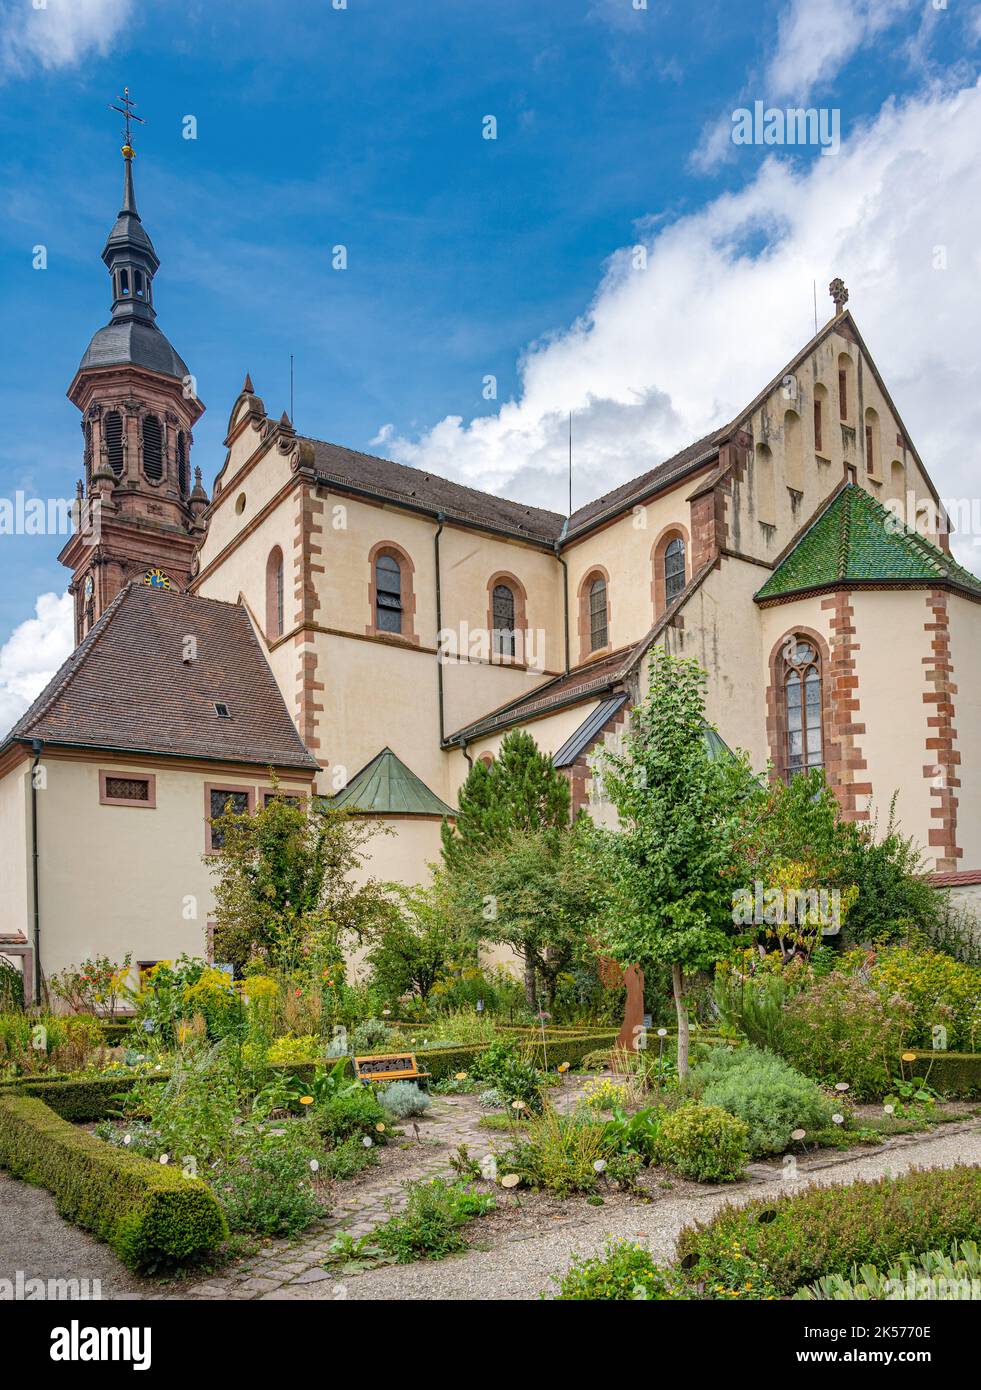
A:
0 1094 225 1271
691 1045 837 1155
795 1240 981 1301
502 1106 613 1196
349 1018 391 1054
320 1133 380 1181
214 1127 325 1237
470 1041 544 1111
844 945 981 1052
0 964 24 1012
550 1240 684 1300
898 1050 981 1097
0 1072 165 1121
778 972 911 1098
379 1081 431 1119
678 1164 981 1295
128 1042 238 1163
372 1178 495 1262
314 1085 388 1145
655 1101 748 1183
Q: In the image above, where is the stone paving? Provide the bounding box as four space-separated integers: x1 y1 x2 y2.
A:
170 1080 592 1300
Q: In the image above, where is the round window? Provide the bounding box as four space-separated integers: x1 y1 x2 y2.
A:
235 493 246 515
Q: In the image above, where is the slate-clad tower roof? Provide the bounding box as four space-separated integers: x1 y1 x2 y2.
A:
77 141 188 380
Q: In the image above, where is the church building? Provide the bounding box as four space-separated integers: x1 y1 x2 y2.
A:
2 133 979 1004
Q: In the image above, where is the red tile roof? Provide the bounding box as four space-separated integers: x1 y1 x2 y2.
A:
3 583 319 771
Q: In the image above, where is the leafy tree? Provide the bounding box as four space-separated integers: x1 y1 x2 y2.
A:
468 822 602 1012
365 884 456 1007
838 798 942 944
591 647 750 1077
441 730 572 1003
208 789 389 973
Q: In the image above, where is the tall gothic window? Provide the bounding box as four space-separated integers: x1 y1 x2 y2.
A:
104 410 124 476
143 415 163 481
492 583 516 656
83 421 93 486
783 636 823 778
588 574 608 651
664 536 686 604
375 553 403 634
266 546 285 638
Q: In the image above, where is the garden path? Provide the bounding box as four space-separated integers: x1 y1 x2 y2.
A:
171 1106 981 1303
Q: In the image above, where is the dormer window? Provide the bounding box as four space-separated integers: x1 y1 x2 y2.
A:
214 702 231 719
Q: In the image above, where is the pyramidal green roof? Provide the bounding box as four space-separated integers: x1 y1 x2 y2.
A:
755 484 981 601
328 747 455 817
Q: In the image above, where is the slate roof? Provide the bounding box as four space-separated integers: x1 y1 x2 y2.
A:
327 747 455 816
78 319 189 381
755 484 981 602
552 693 630 768
305 438 566 544
2 583 319 770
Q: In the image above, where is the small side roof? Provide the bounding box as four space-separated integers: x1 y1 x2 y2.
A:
755 483 981 602
328 747 455 817
3 582 319 771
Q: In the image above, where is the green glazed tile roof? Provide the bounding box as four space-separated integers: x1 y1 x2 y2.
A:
327 746 455 817
756 484 981 601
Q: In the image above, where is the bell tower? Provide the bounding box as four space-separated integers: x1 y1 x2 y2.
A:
59 90 209 644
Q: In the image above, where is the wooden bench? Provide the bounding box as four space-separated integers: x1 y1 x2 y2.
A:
353 1052 431 1088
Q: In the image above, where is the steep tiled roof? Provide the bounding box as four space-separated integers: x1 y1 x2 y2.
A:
3 584 319 770
755 484 981 601
305 438 566 544
327 747 455 816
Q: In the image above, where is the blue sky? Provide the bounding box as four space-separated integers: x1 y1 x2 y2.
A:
1 0 980 721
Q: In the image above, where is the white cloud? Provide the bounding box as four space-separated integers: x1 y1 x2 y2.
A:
0 0 132 77
0 591 72 738
377 76 981 569
767 0 917 102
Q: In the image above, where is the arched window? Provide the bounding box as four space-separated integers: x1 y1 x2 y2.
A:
492 583 516 656
176 431 188 496
755 442 775 525
837 352 854 422
375 553 402 634
83 421 93 486
783 636 823 778
813 383 828 454
266 546 285 638
664 537 686 604
588 574 608 652
864 407 879 476
784 408 803 489
104 410 124 476
119 269 130 297
143 415 163 481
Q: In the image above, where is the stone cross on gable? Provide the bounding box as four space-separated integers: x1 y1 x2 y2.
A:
829 277 849 315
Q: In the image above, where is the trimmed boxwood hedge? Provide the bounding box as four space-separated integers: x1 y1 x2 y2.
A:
0 1094 226 1271
677 1164 981 1295
0 1073 165 1121
0 1030 618 1115
900 1050 981 1097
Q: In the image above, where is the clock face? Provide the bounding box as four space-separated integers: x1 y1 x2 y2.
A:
142 568 172 591
83 574 94 601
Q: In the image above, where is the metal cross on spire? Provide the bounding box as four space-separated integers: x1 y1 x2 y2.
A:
109 87 144 153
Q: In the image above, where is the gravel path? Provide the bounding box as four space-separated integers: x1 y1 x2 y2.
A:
0 1170 151 1300
269 1120 981 1302
2 1111 978 1303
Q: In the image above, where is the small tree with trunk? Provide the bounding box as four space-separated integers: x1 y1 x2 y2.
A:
208 790 390 974
441 730 572 1004
592 647 749 1077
